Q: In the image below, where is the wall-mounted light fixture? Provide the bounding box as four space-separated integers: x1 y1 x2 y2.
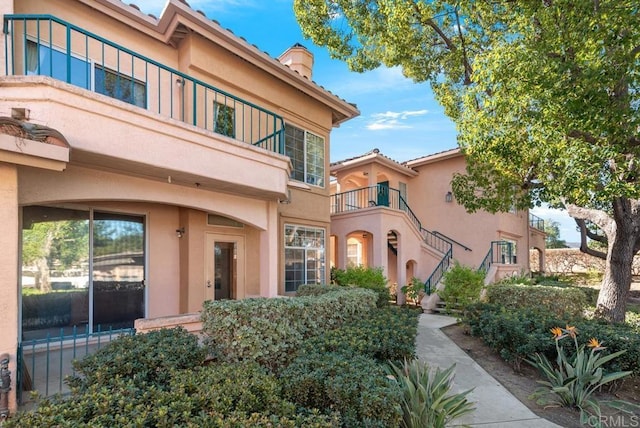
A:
176 227 185 238
445 191 453 203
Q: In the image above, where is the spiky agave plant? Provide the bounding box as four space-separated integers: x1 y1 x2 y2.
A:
387 359 475 428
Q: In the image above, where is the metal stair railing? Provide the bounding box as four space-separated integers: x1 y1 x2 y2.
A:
478 240 515 274
423 247 453 295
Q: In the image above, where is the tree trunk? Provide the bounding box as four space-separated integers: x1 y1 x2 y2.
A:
567 198 640 323
597 232 635 323
595 200 640 323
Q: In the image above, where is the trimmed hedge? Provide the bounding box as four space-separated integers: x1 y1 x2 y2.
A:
68 327 205 392
483 284 590 318
9 363 339 427
302 306 420 362
332 266 390 307
463 303 640 375
281 351 402 427
201 288 377 371
296 284 343 297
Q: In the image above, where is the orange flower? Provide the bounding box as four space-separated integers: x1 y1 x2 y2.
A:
587 338 605 350
550 327 564 339
565 325 578 339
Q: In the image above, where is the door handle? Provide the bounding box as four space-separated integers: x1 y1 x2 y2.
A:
207 280 212 288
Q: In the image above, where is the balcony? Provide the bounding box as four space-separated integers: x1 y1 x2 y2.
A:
2 14 284 153
529 213 545 231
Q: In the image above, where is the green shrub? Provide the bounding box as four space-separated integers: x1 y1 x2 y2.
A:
281 351 402 427
302 306 420 362
438 262 484 311
484 284 589 318
333 265 390 307
8 363 340 427
67 327 205 392
201 288 376 371
462 304 640 375
296 284 343 296
387 359 475 428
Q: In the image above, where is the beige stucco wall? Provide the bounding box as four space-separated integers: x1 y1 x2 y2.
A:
407 155 530 270
0 163 19 414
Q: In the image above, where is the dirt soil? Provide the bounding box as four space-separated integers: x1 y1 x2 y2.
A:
442 323 640 428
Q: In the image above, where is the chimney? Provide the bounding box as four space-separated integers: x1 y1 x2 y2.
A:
278 43 314 79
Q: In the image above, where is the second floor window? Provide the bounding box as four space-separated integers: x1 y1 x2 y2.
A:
26 41 146 108
214 103 235 138
285 124 325 187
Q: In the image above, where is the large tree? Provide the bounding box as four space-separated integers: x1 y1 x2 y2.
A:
294 0 640 322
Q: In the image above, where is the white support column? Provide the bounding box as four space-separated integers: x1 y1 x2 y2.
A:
0 164 19 413
259 201 279 297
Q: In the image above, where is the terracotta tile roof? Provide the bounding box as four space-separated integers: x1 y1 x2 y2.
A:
121 0 357 113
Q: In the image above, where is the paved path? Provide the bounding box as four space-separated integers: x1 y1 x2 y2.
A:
415 314 562 427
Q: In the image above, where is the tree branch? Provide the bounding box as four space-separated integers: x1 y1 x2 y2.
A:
454 8 473 85
575 219 607 260
567 129 598 144
565 203 613 235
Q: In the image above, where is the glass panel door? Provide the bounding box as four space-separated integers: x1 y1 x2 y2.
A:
214 242 235 300
21 207 89 340
92 212 145 330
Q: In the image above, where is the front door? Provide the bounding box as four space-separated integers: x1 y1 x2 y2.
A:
205 234 245 301
377 181 390 207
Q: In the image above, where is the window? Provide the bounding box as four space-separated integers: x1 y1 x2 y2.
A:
346 238 362 267
284 224 325 292
26 41 146 108
214 102 235 138
21 206 145 340
285 124 325 187
26 40 90 89
95 65 146 108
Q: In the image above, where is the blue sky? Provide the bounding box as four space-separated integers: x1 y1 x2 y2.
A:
136 0 580 243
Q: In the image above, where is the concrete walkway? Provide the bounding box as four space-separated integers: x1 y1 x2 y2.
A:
415 314 562 427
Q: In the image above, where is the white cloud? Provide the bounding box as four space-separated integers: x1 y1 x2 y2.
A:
327 66 418 96
366 109 429 131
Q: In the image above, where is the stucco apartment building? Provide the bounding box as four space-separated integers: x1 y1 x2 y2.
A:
329 148 547 303
0 0 358 410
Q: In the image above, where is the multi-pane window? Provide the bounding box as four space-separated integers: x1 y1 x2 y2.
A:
26 41 146 108
95 65 146 108
284 124 325 187
284 224 325 292
346 238 362 267
214 103 235 138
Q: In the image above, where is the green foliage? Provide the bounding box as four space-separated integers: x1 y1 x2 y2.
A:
302 306 419 362
387 359 475 428
8 363 339 427
544 220 569 249
332 265 390 307
438 263 484 311
201 288 377 371
527 327 634 425
281 351 402 427
400 277 424 305
296 284 342 296
462 304 640 375
495 272 532 286
67 327 205 392
484 284 588 318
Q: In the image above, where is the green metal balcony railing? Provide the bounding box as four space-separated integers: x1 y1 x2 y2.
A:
529 213 545 231
330 185 453 255
478 240 516 274
3 15 284 153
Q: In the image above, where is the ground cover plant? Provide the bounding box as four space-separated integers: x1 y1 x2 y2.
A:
8 286 423 427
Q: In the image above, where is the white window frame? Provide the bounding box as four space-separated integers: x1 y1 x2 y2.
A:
284 124 325 188
283 224 326 292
